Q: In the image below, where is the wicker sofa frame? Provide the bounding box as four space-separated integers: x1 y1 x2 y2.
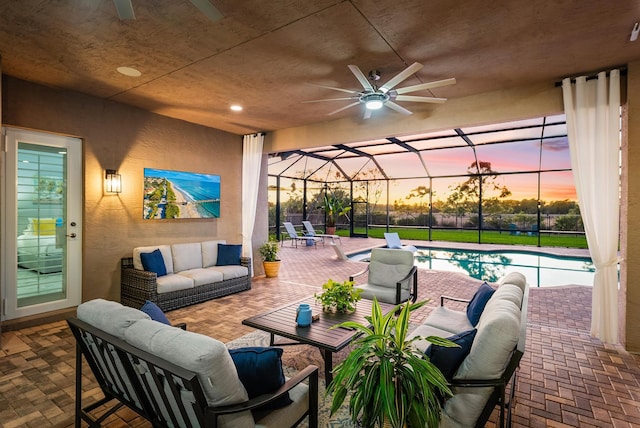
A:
120 256 252 311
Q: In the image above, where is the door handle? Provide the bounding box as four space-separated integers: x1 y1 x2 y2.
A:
67 233 77 238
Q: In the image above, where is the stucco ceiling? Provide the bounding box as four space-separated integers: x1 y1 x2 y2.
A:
1 1 639 135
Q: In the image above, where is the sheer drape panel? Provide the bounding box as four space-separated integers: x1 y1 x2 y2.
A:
242 133 264 276
562 70 620 344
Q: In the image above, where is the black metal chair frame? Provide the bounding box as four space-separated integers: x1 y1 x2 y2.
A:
67 317 318 428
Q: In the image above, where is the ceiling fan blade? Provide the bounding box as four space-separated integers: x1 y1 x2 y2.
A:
302 97 359 103
395 78 457 94
395 95 447 104
113 0 135 20
380 62 423 92
385 101 413 115
307 83 361 95
328 102 361 116
348 65 375 91
189 0 224 22
363 108 373 120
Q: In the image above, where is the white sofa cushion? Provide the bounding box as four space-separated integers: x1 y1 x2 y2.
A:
125 319 254 428
253 381 310 428
77 298 150 340
489 283 524 309
133 245 174 274
208 265 249 280
444 298 520 427
499 271 527 293
179 268 224 286
202 239 226 268
156 273 195 293
172 242 203 272
407 323 460 353
421 306 473 336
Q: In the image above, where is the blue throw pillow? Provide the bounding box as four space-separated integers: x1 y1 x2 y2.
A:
217 243 242 266
466 282 495 326
140 300 171 325
426 328 477 380
140 249 167 277
229 347 292 409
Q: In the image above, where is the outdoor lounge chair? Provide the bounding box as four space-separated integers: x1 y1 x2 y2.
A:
302 221 342 244
282 222 323 248
349 248 418 304
384 232 417 253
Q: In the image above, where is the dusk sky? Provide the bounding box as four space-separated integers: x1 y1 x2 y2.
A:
269 115 578 204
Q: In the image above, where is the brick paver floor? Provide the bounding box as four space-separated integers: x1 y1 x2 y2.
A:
1 237 638 427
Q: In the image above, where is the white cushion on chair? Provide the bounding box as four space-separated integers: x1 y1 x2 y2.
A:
368 248 414 289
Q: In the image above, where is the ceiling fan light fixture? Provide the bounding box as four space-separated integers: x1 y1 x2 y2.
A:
362 93 388 110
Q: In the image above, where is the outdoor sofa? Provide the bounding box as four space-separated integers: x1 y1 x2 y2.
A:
121 240 251 311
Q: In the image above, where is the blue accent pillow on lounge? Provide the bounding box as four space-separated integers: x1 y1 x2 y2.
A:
228 347 292 409
426 328 477 380
217 243 242 266
140 300 171 325
140 249 167 277
466 282 495 326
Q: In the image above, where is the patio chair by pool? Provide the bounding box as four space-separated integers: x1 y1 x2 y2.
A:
331 242 348 260
509 223 519 235
282 222 323 248
349 248 418 304
528 224 538 236
384 232 417 253
302 221 342 244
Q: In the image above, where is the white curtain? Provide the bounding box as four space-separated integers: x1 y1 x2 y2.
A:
242 133 264 276
562 70 620 344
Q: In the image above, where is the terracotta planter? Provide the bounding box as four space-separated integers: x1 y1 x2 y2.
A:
263 260 281 278
326 226 337 235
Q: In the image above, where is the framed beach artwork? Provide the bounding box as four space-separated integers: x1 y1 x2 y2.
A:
143 168 221 219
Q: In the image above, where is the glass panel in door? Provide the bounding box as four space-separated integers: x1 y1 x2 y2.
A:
16 143 67 307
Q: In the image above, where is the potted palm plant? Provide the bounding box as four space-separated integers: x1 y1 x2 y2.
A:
322 194 351 235
327 298 454 428
259 238 280 277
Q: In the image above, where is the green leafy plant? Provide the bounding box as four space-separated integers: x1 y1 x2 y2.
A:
327 298 456 428
321 194 352 228
314 279 362 313
258 238 280 262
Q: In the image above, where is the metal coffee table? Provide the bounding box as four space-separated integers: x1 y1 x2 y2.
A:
242 296 394 384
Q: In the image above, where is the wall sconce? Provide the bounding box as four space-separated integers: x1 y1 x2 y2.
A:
105 169 122 194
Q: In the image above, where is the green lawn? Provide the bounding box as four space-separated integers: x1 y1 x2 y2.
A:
339 227 588 249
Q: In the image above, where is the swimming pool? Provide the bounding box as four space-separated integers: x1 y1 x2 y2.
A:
349 247 596 287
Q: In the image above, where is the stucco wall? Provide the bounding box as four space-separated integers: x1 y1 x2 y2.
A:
2 76 244 303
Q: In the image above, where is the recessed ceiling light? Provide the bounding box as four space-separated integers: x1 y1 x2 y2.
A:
230 105 243 112
117 66 142 77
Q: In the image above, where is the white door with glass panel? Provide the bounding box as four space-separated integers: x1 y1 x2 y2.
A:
2 128 82 319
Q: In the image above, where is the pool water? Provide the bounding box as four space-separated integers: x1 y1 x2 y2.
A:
349 247 596 287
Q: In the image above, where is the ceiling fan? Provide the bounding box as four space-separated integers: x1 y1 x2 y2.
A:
307 62 456 119
113 0 223 22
